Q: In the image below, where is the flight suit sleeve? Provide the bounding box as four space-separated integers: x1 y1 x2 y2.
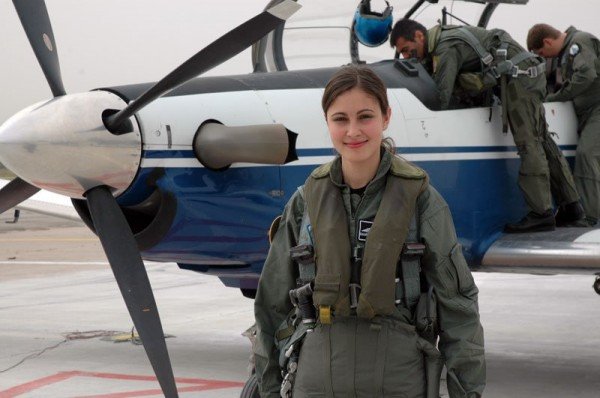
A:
432 43 462 110
418 186 486 398
253 191 303 398
547 41 598 102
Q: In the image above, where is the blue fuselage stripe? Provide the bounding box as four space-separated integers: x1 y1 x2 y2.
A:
143 145 578 159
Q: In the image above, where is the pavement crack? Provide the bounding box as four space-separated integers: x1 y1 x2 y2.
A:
0 330 124 373
0 338 67 373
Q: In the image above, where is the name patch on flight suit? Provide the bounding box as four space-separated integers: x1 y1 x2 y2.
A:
357 220 373 242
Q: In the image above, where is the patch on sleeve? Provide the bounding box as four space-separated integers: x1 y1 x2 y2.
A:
569 43 580 56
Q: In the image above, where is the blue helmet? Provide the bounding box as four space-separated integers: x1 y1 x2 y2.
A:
353 0 394 47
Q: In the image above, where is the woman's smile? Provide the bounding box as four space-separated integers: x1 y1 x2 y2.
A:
345 140 367 149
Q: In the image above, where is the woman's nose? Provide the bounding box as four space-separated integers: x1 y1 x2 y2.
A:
347 120 361 136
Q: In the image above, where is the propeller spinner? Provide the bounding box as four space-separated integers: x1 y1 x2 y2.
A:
2 1 302 396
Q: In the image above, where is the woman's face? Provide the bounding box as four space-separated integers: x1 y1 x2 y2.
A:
326 87 391 167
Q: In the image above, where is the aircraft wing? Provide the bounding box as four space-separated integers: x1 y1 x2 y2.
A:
0 179 80 222
481 227 600 274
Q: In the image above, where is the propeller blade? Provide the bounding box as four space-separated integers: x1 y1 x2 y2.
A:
104 0 301 134
86 186 178 398
0 178 40 214
13 0 66 97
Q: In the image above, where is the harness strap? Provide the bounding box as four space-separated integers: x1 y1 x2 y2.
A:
455 27 494 66
440 27 543 80
397 212 423 313
493 46 545 79
510 50 537 66
296 186 316 285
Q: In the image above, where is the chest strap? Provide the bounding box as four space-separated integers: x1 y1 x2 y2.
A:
492 43 545 79
438 26 544 79
436 26 493 66
395 213 425 313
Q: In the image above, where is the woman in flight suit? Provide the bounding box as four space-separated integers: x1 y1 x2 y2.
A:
253 65 485 398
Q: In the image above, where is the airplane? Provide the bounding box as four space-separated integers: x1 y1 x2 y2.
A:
2 0 600 397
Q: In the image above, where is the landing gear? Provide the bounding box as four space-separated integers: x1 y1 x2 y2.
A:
240 373 260 398
5 209 20 224
594 273 600 295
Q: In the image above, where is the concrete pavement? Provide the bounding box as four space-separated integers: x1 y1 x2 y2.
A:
0 211 599 397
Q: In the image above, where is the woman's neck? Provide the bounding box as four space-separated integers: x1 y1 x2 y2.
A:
341 156 380 189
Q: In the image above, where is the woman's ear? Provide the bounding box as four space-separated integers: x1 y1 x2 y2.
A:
383 106 392 130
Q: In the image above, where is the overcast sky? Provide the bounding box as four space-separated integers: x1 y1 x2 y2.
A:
1 0 598 124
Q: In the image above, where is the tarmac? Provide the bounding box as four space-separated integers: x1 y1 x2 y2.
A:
0 211 599 397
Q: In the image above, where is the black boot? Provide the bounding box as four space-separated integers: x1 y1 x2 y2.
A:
555 201 588 227
504 210 556 233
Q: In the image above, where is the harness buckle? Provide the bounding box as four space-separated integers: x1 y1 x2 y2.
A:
352 246 364 261
527 66 539 78
511 66 520 78
482 53 494 66
402 242 426 256
394 277 403 305
290 244 314 266
280 373 293 397
284 343 296 358
527 63 546 79
494 48 507 61
319 305 332 324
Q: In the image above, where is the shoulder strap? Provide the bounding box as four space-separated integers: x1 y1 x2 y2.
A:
438 26 493 66
296 186 315 284
297 186 313 247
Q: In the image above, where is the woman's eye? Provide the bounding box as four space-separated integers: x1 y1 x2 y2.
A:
332 117 347 122
359 114 373 120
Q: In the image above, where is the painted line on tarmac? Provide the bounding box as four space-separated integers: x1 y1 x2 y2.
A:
0 238 96 242
0 261 167 266
0 261 109 265
0 370 244 397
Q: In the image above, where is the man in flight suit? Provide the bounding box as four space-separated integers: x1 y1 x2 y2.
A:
528 24 600 226
390 19 586 233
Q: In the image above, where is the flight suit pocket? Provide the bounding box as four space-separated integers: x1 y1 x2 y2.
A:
293 325 327 396
382 322 426 397
446 244 478 309
449 244 475 295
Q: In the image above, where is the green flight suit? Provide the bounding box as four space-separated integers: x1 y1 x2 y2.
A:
428 26 580 215
547 27 600 222
254 151 486 397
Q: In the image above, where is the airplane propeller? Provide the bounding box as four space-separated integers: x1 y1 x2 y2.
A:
86 186 178 397
104 0 302 134
3 1 302 397
13 0 65 98
7 0 65 207
0 178 40 214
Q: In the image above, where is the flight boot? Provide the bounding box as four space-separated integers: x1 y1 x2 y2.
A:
504 209 555 233
554 201 589 227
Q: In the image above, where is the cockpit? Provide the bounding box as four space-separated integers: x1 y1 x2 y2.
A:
252 0 532 110
252 0 529 73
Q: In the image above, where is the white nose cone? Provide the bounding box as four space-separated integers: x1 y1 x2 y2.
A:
0 91 141 199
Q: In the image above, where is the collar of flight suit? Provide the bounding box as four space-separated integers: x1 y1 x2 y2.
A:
559 26 579 59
